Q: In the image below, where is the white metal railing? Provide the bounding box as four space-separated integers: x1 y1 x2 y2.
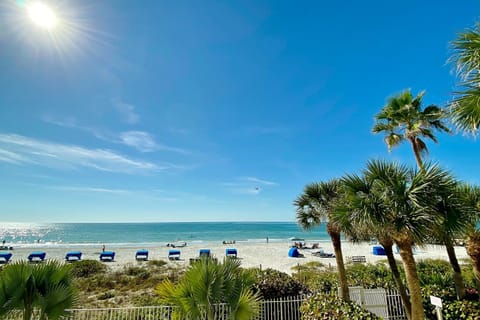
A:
4 289 406 320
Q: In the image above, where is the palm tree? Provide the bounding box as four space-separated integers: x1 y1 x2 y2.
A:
429 179 473 300
457 184 480 291
337 172 412 319
156 257 260 320
294 179 350 301
372 89 450 169
0 260 78 320
348 160 446 320
450 23 480 134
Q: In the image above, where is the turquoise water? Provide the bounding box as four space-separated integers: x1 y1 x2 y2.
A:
0 222 329 248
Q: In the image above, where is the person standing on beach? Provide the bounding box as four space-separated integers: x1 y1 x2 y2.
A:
266 237 269 243
102 244 105 252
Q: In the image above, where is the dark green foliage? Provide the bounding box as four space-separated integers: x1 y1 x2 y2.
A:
0 260 78 320
422 285 457 320
71 259 106 278
253 268 308 299
293 262 396 292
442 300 480 319
300 292 381 320
346 263 396 289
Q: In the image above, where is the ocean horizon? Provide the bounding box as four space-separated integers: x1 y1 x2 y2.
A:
0 221 330 248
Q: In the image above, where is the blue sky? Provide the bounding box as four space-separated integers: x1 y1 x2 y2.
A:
0 0 479 222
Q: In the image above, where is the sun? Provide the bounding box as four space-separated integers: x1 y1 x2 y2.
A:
27 2 57 29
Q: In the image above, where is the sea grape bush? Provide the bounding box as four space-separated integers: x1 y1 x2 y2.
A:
300 292 381 320
442 300 480 319
253 268 308 299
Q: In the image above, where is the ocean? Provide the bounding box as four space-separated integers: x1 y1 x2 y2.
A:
0 222 330 248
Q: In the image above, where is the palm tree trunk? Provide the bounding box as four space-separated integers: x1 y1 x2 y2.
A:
409 138 423 170
328 224 350 302
466 233 480 293
396 237 425 320
445 240 466 299
380 240 412 319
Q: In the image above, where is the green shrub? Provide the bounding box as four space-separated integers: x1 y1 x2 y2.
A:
443 300 480 320
300 292 381 320
346 263 396 289
97 291 115 300
253 268 308 299
148 260 167 267
71 259 107 278
422 285 457 320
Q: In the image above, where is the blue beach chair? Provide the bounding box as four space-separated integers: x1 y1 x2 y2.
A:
135 249 149 261
65 251 82 262
28 251 46 262
226 248 237 258
168 249 181 260
0 252 12 264
100 251 115 262
199 249 211 258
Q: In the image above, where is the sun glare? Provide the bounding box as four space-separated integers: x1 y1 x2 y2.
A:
27 2 57 29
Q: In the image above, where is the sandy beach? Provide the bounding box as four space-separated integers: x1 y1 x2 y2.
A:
1 241 469 274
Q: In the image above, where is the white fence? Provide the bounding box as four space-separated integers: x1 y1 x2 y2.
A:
347 287 407 320
5 288 407 320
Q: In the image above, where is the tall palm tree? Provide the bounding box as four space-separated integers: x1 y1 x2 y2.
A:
0 260 78 320
352 160 445 320
336 172 412 319
372 89 450 169
294 179 350 302
450 23 480 134
156 257 260 320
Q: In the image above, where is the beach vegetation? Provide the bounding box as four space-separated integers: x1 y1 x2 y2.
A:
372 89 449 169
156 257 261 320
70 259 106 278
73 261 183 308
294 179 350 301
300 292 381 320
442 300 480 319
252 268 308 299
0 260 78 320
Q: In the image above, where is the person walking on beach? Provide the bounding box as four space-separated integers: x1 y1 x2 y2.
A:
102 244 105 252
266 237 269 243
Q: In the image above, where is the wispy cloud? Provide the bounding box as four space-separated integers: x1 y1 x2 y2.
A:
120 131 189 154
44 116 189 154
0 134 159 173
231 187 262 195
241 176 278 186
48 186 132 194
222 176 277 195
112 98 140 124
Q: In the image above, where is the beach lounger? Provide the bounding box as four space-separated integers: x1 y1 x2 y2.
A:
199 249 211 258
372 246 386 256
0 252 12 264
312 249 335 258
347 255 366 263
135 249 149 261
28 251 46 262
226 248 237 258
65 251 82 262
100 251 115 262
168 249 181 260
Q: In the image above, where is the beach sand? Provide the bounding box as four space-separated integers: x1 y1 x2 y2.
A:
1 241 469 274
